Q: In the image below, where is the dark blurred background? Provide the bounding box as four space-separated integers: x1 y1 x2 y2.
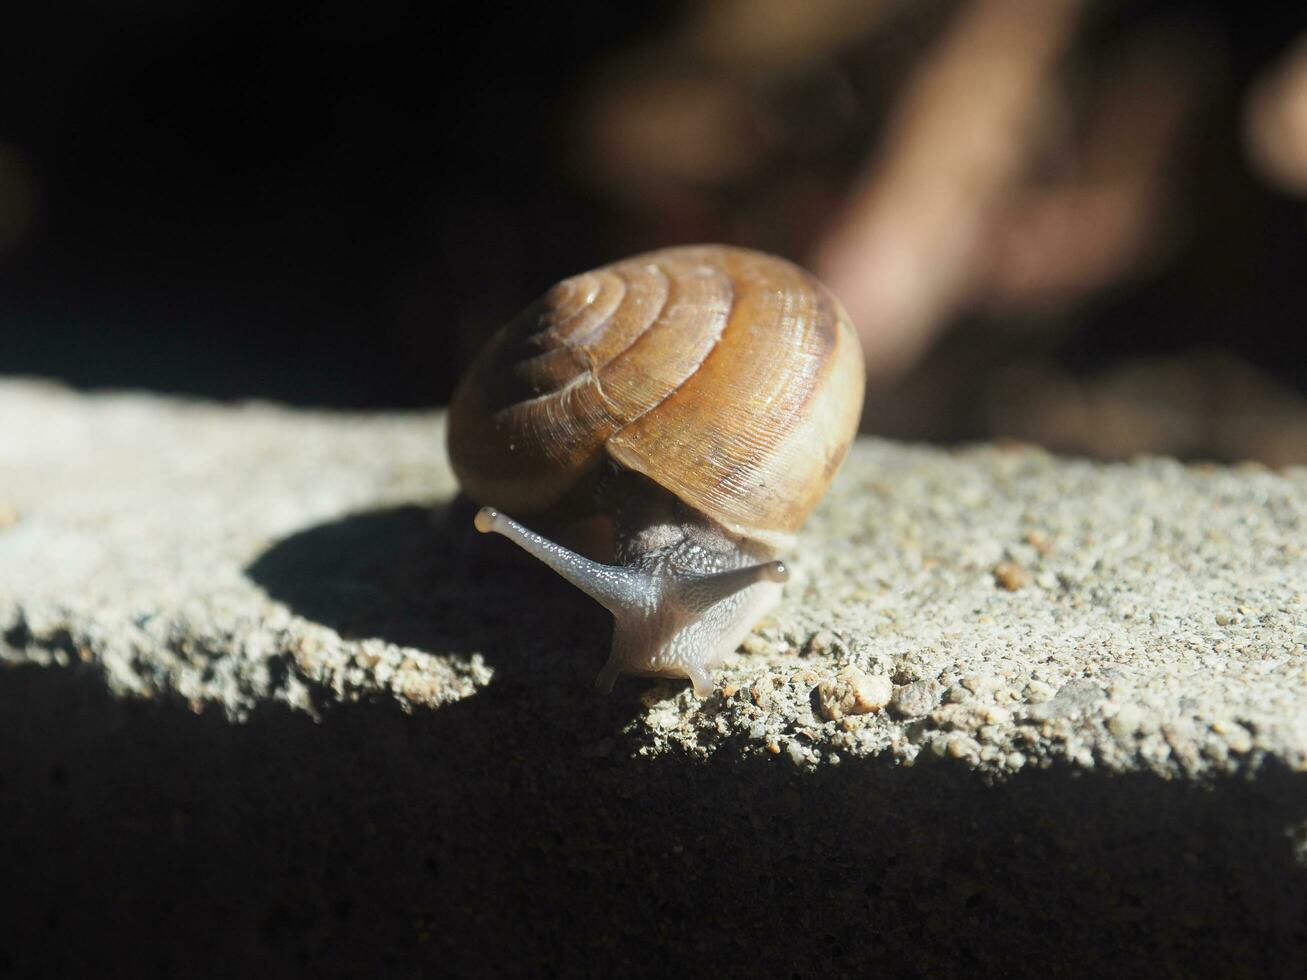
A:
3 0 1307 463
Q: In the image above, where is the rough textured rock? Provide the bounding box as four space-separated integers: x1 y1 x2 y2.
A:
3 379 1306 978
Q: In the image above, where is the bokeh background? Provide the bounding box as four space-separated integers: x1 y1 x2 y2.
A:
4 0 1307 464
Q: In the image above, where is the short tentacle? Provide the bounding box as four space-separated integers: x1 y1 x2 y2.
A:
673 561 789 616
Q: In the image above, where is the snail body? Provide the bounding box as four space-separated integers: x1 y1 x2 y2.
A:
448 245 863 696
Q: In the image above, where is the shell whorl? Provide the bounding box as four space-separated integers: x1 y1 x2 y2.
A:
447 245 864 550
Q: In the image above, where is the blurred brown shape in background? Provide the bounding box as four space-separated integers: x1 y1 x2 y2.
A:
571 0 1307 465
814 0 1085 381
1246 31 1307 196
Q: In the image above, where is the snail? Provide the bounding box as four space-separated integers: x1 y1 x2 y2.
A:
448 244 864 697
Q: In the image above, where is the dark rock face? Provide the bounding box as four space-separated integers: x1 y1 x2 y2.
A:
5 664 1307 979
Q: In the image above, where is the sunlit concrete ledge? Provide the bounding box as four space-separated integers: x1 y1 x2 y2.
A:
3 379 1305 976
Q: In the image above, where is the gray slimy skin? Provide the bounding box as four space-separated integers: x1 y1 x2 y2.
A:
473 494 788 698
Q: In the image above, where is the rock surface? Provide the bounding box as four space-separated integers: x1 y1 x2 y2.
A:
3 379 1306 977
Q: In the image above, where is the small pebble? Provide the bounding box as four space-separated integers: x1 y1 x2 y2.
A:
993 560 1031 591
1213 721 1253 754
890 679 944 718
1023 529 1053 555
961 673 999 695
931 703 1011 732
817 667 893 721
1023 680 1055 704
1108 705 1143 739
946 735 981 761
804 629 840 657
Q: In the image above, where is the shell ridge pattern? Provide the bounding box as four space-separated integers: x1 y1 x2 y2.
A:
598 259 733 437
541 271 625 350
580 266 667 371
502 273 624 413
491 260 683 472
492 263 671 420
588 363 621 419
492 368 590 416
699 270 815 503
601 247 847 543
535 378 610 468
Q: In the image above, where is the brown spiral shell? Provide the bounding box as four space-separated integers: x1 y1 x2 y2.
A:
447 245 864 550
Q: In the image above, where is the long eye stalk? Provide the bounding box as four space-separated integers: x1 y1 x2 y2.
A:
474 508 646 615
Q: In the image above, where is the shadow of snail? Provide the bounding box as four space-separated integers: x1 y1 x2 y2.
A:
244 499 620 696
